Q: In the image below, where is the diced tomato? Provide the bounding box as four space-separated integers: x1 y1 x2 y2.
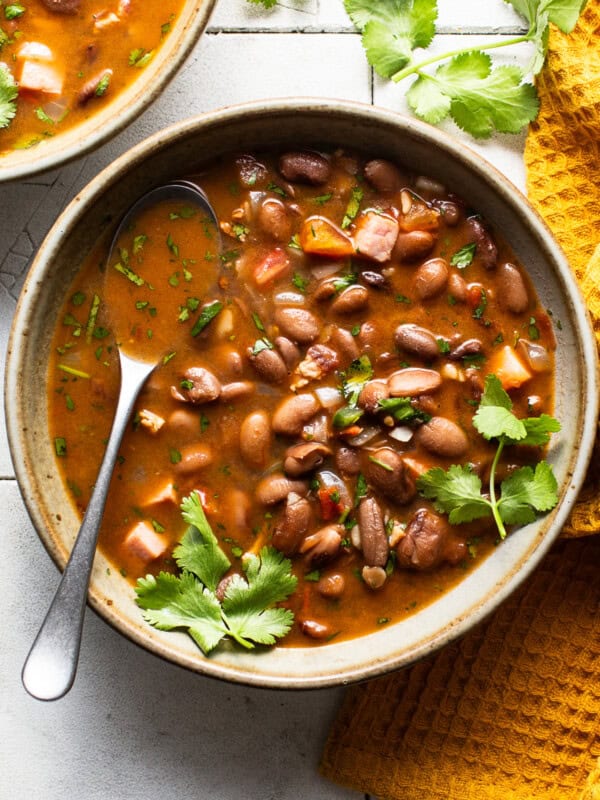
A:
487 345 532 390
299 216 354 258
466 282 485 309
253 247 290 286
318 486 345 521
124 521 167 564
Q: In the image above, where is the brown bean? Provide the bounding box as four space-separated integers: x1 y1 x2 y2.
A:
357 497 389 568
328 326 360 364
78 69 113 105
394 323 439 361
365 448 416 504
396 508 450 570
358 320 381 352
174 444 213 476
393 230 435 262
300 619 332 640
284 442 331 477
317 573 346 598
274 336 301 370
313 279 338 302
278 151 331 185
255 473 309 505
167 408 202 435
448 271 468 302
239 410 271 468
335 446 361 476
413 257 449 299
300 524 343 567
362 565 387 590
330 285 369 315
363 159 405 193
388 368 442 396
220 381 255 403
256 198 292 242
438 201 462 226
466 217 497 269
272 493 312 556
248 346 288 384
449 339 484 360
418 416 469 458
497 262 529 313
358 380 389 413
41 0 80 13
360 270 387 289
170 367 221 405
272 393 320 436
275 307 320 344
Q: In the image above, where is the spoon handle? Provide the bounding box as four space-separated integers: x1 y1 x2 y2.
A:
22 351 155 701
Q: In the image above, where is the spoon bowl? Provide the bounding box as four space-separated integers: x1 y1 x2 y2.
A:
21 181 220 701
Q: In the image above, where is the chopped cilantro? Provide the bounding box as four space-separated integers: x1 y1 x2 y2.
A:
190 300 223 337
450 242 477 268
341 186 364 228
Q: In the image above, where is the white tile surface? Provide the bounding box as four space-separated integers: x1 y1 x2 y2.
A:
1 5 533 798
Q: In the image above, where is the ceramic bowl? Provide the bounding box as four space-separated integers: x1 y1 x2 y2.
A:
6 99 598 688
0 0 216 182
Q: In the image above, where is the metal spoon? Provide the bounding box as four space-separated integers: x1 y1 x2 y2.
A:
22 180 219 701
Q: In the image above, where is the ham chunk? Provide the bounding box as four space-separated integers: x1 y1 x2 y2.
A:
139 408 166 434
17 41 64 96
353 211 399 263
124 521 167 564
141 482 177 507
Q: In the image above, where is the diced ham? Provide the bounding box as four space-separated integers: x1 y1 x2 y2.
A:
17 42 63 96
253 248 291 286
17 42 53 61
124 521 167 563
93 11 120 30
352 211 399 263
139 408 166 434
291 344 339 390
141 482 177 507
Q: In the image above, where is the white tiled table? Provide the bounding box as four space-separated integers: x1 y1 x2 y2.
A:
0 2 531 797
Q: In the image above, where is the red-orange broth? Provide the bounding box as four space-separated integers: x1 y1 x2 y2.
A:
48 149 556 646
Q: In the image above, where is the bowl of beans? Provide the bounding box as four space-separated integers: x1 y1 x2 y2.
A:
0 0 216 181
7 99 598 687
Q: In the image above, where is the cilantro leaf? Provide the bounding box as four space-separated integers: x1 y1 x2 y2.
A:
345 0 437 78
245 0 277 7
417 465 492 524
175 491 230 592
0 64 17 129
498 461 559 524
135 572 227 654
506 0 586 33
515 414 562 446
473 374 528 441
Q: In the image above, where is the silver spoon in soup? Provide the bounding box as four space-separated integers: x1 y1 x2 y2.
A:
22 180 220 701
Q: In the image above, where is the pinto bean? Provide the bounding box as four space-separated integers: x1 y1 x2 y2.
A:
466 217 498 269
272 493 312 555
365 448 416 505
257 198 292 242
394 323 439 361
255 473 309 505
396 508 455 570
328 326 360 364
330 285 369 315
362 565 387 590
358 320 381 352
272 393 320 436
40 0 80 13
360 270 387 289
278 151 331 185
449 339 484 360
438 200 462 226
335 446 361 476
448 271 468 302
239 410 271 468
363 159 405 193
220 381 255 403
317 573 346 598
174 444 213 476
418 416 469 458
497 262 529 313
393 230 435 262
300 524 343 568
357 497 389 568
170 367 221 404
275 307 320 344
78 69 113 105
413 257 449 299
167 408 202 435
248 346 288 384
388 368 442 396
358 379 389 413
284 441 331 477
274 336 301 370
300 619 332 640
215 574 236 602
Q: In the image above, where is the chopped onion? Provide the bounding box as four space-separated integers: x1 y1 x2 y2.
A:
350 525 361 551
247 190 267 216
315 387 343 408
388 426 414 443
311 261 344 280
346 425 381 447
518 339 551 373
317 470 352 507
303 412 329 444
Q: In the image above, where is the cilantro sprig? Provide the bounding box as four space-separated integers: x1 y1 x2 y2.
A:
345 0 587 138
417 375 560 539
135 492 297 653
0 64 17 130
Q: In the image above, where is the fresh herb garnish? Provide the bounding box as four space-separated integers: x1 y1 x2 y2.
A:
135 493 297 653
450 242 477 268
0 64 17 130
342 186 364 229
292 271 309 292
344 0 586 138
417 374 561 539
190 300 223 337
129 48 154 68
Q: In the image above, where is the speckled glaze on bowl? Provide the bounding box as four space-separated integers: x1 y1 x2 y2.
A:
6 99 598 688
0 0 216 183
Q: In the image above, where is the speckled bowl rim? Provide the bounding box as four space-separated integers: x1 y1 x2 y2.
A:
0 0 216 183
6 98 599 689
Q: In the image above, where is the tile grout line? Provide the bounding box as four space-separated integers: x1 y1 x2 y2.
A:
205 26 528 35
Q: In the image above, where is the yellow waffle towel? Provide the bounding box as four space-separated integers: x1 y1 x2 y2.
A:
321 3 600 797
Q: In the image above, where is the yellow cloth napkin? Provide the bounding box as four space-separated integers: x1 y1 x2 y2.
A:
321 3 600 797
